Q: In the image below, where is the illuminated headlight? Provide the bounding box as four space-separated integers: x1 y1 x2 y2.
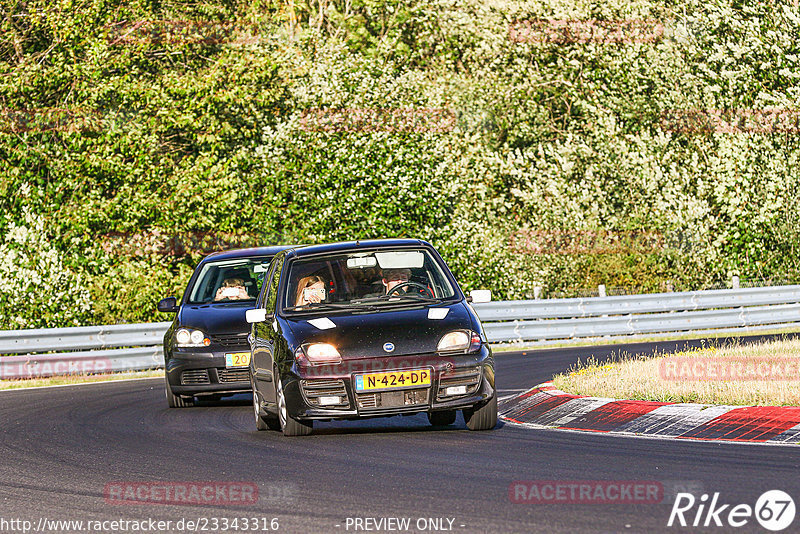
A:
296 343 342 365
437 330 482 353
175 328 210 347
445 385 468 396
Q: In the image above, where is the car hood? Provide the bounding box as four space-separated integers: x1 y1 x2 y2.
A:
177 302 252 335
284 302 473 359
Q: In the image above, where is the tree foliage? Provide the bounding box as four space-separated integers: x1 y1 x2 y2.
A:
1 0 799 327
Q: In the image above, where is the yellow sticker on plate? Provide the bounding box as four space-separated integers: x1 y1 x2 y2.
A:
355 369 431 392
225 352 251 368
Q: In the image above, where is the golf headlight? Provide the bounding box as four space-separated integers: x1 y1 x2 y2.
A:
297 343 342 365
175 328 211 347
437 330 482 353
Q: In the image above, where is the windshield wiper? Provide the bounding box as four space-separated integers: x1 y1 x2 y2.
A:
283 303 355 312
353 294 442 305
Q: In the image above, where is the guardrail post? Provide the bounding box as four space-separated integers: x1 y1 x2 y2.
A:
732 275 740 289
598 284 607 298
534 286 542 299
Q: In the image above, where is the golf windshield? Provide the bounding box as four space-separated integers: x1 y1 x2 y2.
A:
283 249 456 310
186 257 273 304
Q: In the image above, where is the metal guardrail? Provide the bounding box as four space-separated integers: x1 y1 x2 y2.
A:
0 324 171 379
0 285 798 379
0 322 172 354
473 286 800 321
474 285 800 344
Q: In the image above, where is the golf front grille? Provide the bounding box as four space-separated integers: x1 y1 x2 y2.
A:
218 368 250 383
211 333 249 347
180 369 210 385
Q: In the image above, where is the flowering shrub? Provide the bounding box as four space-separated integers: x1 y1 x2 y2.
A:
0 208 91 328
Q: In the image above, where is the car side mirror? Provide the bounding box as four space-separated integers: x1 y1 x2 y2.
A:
246 308 268 323
468 290 492 304
157 297 179 313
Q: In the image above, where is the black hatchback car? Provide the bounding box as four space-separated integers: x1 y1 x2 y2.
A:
246 239 496 436
157 246 291 407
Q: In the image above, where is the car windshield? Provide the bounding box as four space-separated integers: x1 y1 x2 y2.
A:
282 249 457 311
186 256 273 304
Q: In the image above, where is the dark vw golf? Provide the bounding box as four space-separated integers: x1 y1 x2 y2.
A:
158 246 291 407
246 239 497 436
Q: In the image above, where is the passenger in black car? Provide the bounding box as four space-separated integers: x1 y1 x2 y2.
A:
294 275 327 306
214 277 249 301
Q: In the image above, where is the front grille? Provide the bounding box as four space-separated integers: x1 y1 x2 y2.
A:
181 369 210 385
300 379 350 409
437 366 481 400
218 368 250 383
357 388 429 410
211 333 249 347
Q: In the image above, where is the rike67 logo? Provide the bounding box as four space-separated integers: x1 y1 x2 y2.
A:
668 490 795 531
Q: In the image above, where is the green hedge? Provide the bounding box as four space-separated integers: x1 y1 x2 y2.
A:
1 0 799 328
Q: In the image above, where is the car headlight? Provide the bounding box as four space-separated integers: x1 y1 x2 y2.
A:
175 328 210 347
295 343 342 365
437 330 482 353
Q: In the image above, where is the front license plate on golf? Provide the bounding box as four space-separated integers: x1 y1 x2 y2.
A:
225 352 250 368
355 369 431 392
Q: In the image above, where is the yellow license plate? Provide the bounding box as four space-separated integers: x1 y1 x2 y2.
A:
225 352 251 368
355 369 431 392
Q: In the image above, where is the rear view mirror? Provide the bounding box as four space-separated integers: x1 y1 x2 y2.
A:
347 256 377 269
246 309 268 323
157 297 179 313
469 290 491 304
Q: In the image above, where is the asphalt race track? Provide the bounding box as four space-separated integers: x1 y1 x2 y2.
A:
1 335 799 533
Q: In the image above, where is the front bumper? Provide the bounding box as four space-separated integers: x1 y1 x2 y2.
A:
282 346 495 421
165 347 252 397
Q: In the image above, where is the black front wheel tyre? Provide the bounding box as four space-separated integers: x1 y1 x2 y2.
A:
252 374 280 431
276 377 312 437
165 374 194 408
463 395 497 431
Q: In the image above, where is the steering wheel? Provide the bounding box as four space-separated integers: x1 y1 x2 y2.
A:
386 282 435 298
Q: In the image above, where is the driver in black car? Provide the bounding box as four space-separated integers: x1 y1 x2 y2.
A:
381 268 411 294
363 268 419 298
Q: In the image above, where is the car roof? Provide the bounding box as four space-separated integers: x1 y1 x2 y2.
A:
201 245 295 262
284 239 431 259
